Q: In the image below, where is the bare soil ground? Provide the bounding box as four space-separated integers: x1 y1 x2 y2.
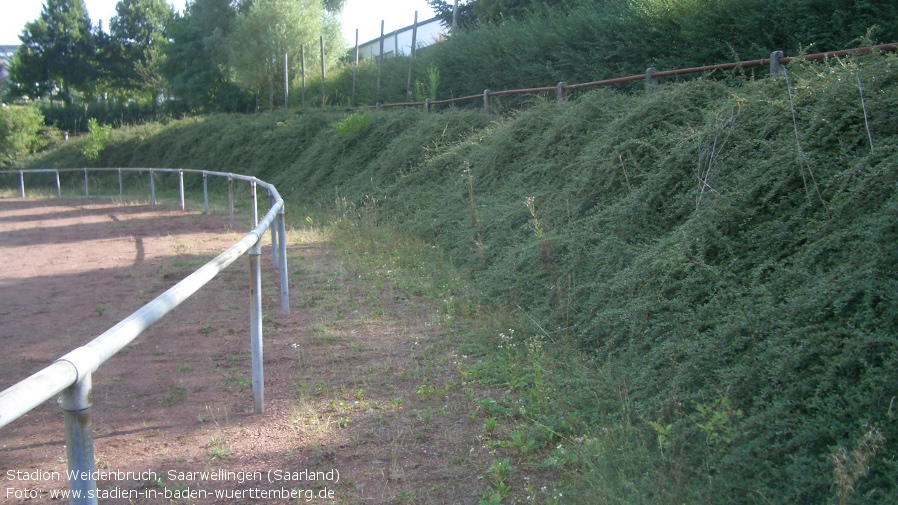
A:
0 198 507 504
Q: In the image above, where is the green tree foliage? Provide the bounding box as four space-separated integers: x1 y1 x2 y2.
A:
5 50 48 102
162 0 251 112
10 0 96 104
0 106 47 165
80 118 112 162
472 0 569 24
427 0 573 29
426 0 478 30
109 0 174 105
229 0 343 110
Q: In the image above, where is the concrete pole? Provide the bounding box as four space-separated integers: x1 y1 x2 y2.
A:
377 20 385 100
407 11 419 100
352 29 359 105
320 36 327 105
646 67 659 89
301 44 306 106
770 51 784 75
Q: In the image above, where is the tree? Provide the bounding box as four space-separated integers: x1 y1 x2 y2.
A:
0 106 46 165
6 48 50 102
427 0 573 28
426 0 478 31
161 0 249 112
109 0 174 106
11 0 96 104
477 0 574 23
230 0 343 109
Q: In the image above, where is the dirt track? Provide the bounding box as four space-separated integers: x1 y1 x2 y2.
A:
0 198 511 504
0 199 310 503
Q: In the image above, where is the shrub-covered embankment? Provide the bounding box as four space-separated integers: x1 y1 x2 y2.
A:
16 53 898 503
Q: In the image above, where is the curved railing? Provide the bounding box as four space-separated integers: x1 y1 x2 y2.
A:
0 167 289 505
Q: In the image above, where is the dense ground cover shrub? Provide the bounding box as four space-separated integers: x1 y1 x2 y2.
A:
14 51 898 504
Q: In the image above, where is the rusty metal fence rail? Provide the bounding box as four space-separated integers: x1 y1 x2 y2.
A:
371 42 898 113
0 167 290 505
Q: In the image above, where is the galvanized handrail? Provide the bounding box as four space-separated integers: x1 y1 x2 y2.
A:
0 167 290 504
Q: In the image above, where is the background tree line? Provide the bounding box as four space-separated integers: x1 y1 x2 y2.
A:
3 0 896 133
3 0 346 123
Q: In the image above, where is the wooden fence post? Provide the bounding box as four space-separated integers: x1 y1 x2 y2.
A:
483 89 491 114
557 82 567 102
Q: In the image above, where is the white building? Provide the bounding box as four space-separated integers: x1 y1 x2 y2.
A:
0 45 19 87
350 16 446 61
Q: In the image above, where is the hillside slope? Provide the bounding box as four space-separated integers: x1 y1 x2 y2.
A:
18 52 898 503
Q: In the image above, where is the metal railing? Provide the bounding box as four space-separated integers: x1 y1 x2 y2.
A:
0 167 290 504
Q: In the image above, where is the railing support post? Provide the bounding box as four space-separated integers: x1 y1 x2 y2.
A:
178 170 185 211
150 170 156 206
425 98 431 113
249 241 264 414
557 82 567 102
19 171 25 198
59 373 98 505
228 176 234 228
770 50 784 75
56 170 61 198
277 207 290 316
203 172 209 215
83 169 89 199
118 168 123 201
250 180 258 227
269 194 278 268
483 89 491 114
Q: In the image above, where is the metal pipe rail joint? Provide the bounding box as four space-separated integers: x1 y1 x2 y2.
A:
0 167 290 505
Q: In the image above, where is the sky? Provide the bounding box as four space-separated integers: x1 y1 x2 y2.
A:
0 0 437 47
